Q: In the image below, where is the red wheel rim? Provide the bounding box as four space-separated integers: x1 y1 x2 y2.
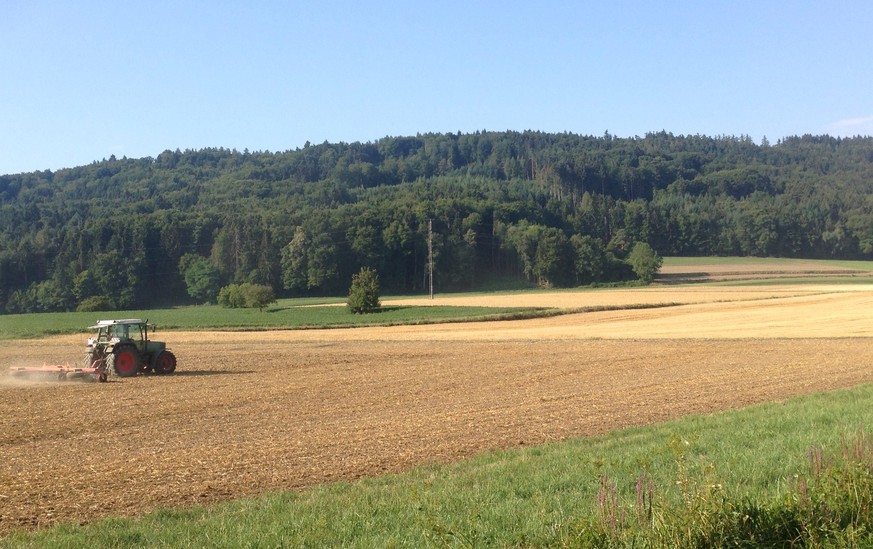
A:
115 351 137 375
157 353 175 373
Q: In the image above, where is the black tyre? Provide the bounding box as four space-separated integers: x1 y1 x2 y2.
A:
152 350 177 375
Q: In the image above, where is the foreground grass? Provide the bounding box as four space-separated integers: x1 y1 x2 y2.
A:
0 302 550 340
5 383 873 548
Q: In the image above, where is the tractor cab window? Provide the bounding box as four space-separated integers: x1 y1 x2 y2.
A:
104 325 128 341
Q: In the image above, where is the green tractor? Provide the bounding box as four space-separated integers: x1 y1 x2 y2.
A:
85 319 177 381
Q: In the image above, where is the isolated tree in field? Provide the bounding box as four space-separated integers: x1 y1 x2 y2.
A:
244 283 276 311
218 282 276 311
628 242 662 284
218 283 245 308
347 267 381 314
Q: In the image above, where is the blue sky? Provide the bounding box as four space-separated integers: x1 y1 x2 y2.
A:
2 1 872 175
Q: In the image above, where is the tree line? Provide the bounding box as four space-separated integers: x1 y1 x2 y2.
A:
1 131 872 313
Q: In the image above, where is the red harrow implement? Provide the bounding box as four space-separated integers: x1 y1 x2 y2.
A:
9 361 107 382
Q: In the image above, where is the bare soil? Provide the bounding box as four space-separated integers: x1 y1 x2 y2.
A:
3 283 873 534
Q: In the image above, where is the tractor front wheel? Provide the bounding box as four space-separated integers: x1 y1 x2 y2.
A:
152 350 177 375
110 345 141 377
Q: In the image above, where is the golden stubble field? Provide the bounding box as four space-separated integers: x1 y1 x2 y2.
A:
3 275 873 533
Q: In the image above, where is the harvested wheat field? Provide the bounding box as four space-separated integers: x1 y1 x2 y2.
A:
3 282 873 533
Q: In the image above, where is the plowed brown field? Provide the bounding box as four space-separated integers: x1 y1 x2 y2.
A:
3 282 873 533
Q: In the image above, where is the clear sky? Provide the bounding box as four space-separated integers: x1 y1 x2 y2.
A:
2 1 872 175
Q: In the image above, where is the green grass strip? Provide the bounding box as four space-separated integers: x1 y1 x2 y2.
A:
0 303 553 340
709 276 873 286
662 256 873 271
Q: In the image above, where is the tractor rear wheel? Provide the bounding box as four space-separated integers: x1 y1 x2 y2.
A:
152 350 177 375
110 345 141 377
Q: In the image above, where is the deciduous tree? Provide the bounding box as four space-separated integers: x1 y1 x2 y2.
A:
627 242 662 284
347 267 380 314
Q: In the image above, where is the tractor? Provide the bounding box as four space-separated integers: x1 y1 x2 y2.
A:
85 319 177 380
9 319 177 382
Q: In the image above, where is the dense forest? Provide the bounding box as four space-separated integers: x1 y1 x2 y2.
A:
2 130 873 313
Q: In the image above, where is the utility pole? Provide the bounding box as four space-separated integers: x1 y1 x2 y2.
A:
428 219 434 299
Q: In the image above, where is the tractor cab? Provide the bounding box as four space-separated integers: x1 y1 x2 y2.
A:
89 319 155 351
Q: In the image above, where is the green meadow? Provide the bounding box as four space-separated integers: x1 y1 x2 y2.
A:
0 301 549 340
660 256 873 270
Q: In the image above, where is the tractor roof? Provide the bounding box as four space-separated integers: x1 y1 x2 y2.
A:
89 319 146 329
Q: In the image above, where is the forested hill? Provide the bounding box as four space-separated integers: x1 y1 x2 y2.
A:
2 131 873 313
